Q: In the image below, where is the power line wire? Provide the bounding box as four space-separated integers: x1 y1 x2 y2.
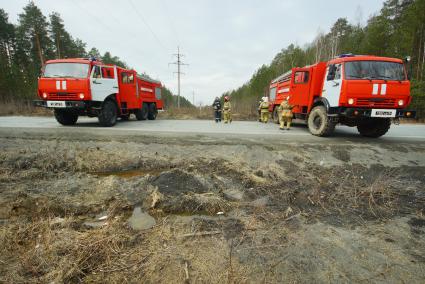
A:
127 0 169 52
71 0 115 32
159 0 180 46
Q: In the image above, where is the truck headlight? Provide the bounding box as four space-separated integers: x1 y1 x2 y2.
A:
398 100 404 106
42 92 47 99
79 93 85 99
348 98 354 105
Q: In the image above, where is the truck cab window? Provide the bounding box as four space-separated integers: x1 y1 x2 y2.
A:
294 71 309 84
327 65 336 81
121 72 134 84
269 87 277 101
102 67 115 79
334 64 342 80
155 87 162 99
92 66 101 79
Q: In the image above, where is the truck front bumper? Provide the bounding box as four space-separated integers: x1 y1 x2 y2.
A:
33 100 87 109
328 107 416 119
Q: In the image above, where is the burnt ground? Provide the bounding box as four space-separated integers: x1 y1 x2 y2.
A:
0 129 424 283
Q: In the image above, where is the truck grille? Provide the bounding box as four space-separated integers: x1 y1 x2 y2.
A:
356 98 395 107
47 93 79 100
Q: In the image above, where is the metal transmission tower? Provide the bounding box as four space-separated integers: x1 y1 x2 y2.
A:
169 47 188 108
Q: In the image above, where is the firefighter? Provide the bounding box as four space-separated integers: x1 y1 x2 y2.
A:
279 96 294 130
223 96 232 123
260 97 270 123
212 97 222 123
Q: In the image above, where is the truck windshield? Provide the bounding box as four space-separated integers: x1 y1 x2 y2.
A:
344 61 405 81
43 63 89 78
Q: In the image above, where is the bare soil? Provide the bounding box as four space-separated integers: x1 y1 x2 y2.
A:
0 132 424 283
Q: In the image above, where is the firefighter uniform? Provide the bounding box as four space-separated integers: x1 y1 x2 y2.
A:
278 100 294 130
260 100 270 123
223 100 232 123
212 97 222 123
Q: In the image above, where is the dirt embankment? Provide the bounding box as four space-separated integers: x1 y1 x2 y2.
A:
0 134 424 283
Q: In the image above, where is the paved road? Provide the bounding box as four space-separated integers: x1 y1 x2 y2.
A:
0 116 424 141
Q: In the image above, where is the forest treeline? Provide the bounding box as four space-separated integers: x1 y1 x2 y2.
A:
224 0 425 117
0 2 192 108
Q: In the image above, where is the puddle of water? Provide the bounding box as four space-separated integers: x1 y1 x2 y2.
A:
223 189 244 201
83 221 108 228
127 207 156 230
92 168 163 179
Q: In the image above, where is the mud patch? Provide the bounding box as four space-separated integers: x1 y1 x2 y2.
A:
152 169 211 195
409 218 425 227
189 216 245 240
332 147 351 162
276 159 298 175
159 193 230 215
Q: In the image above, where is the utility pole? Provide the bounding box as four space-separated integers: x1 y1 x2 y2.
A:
169 46 188 108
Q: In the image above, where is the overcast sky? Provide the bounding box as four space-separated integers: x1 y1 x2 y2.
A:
3 0 384 105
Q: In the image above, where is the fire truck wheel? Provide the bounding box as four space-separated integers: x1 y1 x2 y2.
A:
272 107 279 124
357 118 391 138
148 103 157 120
98 100 118 127
135 103 149 120
307 106 336 137
54 109 78 125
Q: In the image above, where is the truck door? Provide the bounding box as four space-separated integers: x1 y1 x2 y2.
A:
291 70 310 113
90 65 118 102
322 64 342 107
119 71 138 109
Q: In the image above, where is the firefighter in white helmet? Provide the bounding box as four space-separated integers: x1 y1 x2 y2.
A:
259 97 270 123
257 99 263 122
278 96 294 130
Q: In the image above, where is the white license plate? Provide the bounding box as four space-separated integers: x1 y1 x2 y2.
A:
371 109 396 118
47 101 66 108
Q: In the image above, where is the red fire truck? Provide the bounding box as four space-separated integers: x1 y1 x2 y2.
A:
34 58 163 126
269 54 415 137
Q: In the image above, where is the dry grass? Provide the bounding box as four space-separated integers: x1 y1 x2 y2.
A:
1 136 424 283
0 210 249 283
280 166 423 223
160 106 257 121
160 106 212 120
0 100 51 116
1 205 134 281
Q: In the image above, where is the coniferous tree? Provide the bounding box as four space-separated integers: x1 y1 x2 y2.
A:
0 9 17 101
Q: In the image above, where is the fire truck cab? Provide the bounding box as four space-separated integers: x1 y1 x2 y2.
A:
269 54 415 137
34 58 163 127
